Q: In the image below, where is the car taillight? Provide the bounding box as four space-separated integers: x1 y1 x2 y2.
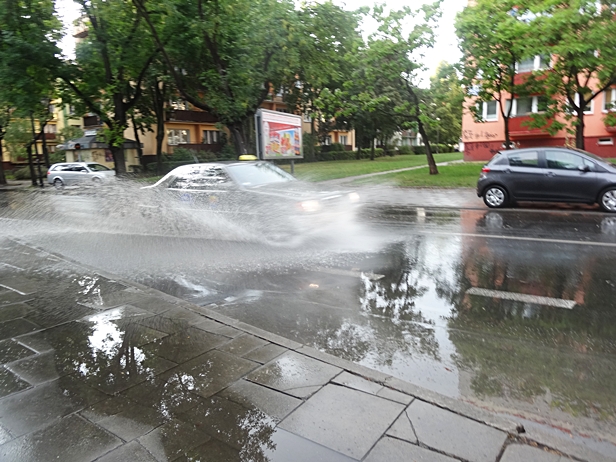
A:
481 167 490 173
46 170 51 176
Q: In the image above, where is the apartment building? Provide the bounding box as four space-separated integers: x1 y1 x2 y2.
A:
462 55 616 161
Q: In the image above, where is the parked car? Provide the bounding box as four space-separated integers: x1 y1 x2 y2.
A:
140 161 361 243
477 147 616 212
47 162 115 187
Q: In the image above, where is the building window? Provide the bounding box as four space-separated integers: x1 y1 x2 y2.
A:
507 96 549 117
170 99 189 111
479 101 498 121
276 108 290 113
598 138 614 145
571 94 593 114
202 130 221 144
167 129 190 145
44 124 57 133
516 55 550 73
603 89 616 112
303 113 312 123
340 135 348 145
323 136 332 145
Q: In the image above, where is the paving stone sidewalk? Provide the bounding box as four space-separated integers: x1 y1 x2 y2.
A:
0 237 612 462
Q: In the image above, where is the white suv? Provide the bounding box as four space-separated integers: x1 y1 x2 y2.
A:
47 162 115 187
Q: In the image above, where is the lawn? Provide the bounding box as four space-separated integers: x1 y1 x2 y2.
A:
351 162 484 188
277 152 463 182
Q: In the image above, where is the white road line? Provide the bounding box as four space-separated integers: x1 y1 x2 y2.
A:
0 284 27 296
467 287 576 309
423 230 616 248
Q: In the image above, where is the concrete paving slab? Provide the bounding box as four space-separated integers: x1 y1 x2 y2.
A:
0 339 35 365
180 395 277 451
135 314 194 335
364 437 459 462
128 296 178 314
242 343 286 364
279 384 404 460
376 386 414 405
500 444 562 462
96 408 164 442
218 379 302 422
0 414 121 462
0 424 12 445
80 395 138 423
6 351 64 385
0 375 106 436
170 349 258 399
0 303 34 323
95 440 159 462
246 351 341 398
23 300 95 328
192 318 244 338
0 318 40 341
386 409 418 444
217 334 268 357
137 419 211 462
0 276 40 295
331 371 383 395
141 327 228 364
0 368 30 398
0 291 30 306
263 428 358 462
407 399 508 462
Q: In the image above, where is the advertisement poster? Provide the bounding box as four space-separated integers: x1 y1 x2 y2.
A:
256 109 303 159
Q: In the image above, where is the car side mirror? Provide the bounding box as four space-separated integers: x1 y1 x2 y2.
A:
578 165 590 173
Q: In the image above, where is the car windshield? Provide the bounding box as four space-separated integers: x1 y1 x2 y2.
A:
226 162 295 186
87 163 111 172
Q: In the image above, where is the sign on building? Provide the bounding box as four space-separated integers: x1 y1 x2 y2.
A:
255 109 303 160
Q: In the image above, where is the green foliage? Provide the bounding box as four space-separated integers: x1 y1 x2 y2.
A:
12 166 32 180
4 119 31 162
58 126 84 143
49 150 66 164
397 146 412 155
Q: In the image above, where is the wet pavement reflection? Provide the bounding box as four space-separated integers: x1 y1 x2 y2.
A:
3 187 616 456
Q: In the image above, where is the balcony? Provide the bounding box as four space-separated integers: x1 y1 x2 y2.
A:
83 115 102 127
166 110 218 124
509 116 551 139
43 133 56 140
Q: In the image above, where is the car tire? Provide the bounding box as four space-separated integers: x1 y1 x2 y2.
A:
483 185 508 208
92 177 102 185
599 188 616 213
53 178 64 189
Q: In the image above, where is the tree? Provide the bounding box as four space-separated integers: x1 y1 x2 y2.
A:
367 4 442 173
426 62 464 149
0 0 62 184
284 2 363 159
528 0 616 149
133 0 300 156
59 0 158 174
455 0 533 150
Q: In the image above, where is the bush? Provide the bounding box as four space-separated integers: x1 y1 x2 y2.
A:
320 143 345 153
411 144 450 155
12 166 32 180
397 146 412 155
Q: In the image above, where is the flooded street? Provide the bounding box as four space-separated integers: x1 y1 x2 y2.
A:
1 186 616 455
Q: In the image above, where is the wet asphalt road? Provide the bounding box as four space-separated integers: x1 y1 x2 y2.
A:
1 187 616 450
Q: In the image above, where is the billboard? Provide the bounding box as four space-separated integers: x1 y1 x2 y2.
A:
256 109 303 160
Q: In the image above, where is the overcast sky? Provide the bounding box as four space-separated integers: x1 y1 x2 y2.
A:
56 0 465 86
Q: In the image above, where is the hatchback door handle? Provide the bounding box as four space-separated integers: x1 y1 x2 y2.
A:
545 171 555 177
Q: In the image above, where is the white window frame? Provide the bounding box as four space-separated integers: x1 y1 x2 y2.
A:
169 100 189 111
340 135 348 145
480 101 498 122
507 96 548 117
571 94 594 115
323 136 332 145
603 88 616 112
516 55 551 73
598 138 614 146
167 129 190 145
303 113 312 123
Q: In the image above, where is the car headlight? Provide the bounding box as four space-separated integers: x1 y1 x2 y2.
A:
348 192 360 203
299 200 321 212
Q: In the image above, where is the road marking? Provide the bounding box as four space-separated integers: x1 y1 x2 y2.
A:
422 230 616 248
467 287 576 309
313 267 385 280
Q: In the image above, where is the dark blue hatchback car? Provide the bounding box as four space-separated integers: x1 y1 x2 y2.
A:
477 147 616 212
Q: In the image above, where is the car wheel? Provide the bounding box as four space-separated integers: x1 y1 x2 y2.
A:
600 188 616 213
483 186 508 208
53 178 64 189
92 177 102 185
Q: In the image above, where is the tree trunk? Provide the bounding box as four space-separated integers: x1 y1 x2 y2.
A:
370 137 375 161
111 145 127 175
156 117 164 175
0 137 6 185
418 120 438 175
309 119 316 162
26 144 37 187
131 115 144 170
41 125 50 168
504 116 511 150
228 123 248 157
356 128 361 160
576 109 585 149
